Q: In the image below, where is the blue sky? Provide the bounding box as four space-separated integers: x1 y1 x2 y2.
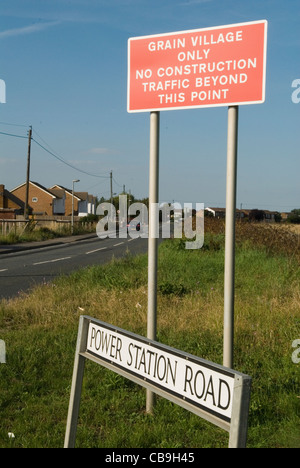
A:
0 0 299 211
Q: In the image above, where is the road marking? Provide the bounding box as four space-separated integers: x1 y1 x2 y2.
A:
33 257 71 266
113 242 124 247
86 247 108 255
0 269 8 273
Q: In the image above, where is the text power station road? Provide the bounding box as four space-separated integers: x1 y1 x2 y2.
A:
65 317 252 448
87 321 234 422
128 20 267 112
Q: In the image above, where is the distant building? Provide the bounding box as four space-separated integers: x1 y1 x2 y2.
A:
205 206 280 222
50 185 97 217
281 212 290 221
50 185 81 217
0 184 24 218
10 181 65 216
8 181 97 218
205 207 226 218
73 192 96 217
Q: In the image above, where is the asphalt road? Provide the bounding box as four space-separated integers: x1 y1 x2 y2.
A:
0 234 149 300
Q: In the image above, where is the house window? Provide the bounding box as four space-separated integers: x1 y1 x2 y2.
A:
32 197 38 203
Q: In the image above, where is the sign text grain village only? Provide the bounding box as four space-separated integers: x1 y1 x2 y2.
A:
128 20 267 112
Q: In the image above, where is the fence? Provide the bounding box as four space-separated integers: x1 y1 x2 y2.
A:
0 220 29 237
0 218 97 238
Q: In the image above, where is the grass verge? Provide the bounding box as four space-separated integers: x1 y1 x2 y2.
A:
0 223 96 245
0 222 299 448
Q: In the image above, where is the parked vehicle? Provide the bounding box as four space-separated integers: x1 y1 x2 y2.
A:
127 220 141 231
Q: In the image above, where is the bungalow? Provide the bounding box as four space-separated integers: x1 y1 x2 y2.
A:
263 210 277 223
205 207 279 222
50 185 97 217
206 207 251 219
74 192 96 217
50 185 81 217
205 207 226 218
11 181 65 216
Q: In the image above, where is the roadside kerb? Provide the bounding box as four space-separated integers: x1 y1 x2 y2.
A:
0 233 98 255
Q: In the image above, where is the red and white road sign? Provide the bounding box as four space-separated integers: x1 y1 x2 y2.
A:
128 20 267 112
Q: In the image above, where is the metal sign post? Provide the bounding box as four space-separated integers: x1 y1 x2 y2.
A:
146 111 160 413
223 106 239 369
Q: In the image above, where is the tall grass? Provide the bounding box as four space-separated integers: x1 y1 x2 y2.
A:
0 223 96 245
0 220 299 448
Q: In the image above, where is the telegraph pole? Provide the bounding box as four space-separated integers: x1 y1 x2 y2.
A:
24 126 32 220
110 170 113 206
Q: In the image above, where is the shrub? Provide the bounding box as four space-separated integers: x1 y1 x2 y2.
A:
159 281 188 297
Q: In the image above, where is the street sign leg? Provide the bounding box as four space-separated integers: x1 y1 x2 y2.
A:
146 111 160 414
229 375 252 448
64 317 88 448
223 106 239 370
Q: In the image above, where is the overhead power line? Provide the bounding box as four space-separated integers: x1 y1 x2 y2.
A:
0 130 28 139
112 175 123 187
0 125 110 179
31 137 109 179
0 121 29 128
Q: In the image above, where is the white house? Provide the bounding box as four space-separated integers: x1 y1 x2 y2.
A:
50 185 96 217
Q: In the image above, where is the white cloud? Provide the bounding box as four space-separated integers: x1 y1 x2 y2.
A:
0 21 60 40
0 157 18 165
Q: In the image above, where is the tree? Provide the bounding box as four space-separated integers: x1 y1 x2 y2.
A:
274 212 282 223
287 209 300 224
96 192 149 220
249 209 265 222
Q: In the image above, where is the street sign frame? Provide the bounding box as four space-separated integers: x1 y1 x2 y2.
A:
65 316 251 448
